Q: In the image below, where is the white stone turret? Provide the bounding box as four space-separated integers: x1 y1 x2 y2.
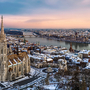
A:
0 16 6 41
0 16 7 82
1 16 4 35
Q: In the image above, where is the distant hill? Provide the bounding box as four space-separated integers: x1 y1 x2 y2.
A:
0 29 23 35
6 31 23 35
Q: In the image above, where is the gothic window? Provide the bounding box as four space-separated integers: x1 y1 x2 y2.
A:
14 67 16 72
3 56 6 61
5 56 7 60
0 63 1 67
4 49 6 54
28 60 30 66
19 66 21 71
1 56 3 61
1 49 3 54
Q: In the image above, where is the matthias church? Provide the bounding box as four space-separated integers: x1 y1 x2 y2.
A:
0 16 30 82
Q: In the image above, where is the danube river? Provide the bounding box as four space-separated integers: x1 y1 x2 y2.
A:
25 37 90 50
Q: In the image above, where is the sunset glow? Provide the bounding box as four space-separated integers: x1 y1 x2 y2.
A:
0 0 90 28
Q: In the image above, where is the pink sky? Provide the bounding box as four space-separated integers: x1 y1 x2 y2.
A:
0 0 90 29
2 12 90 29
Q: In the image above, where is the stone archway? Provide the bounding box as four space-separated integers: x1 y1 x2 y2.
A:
12 74 15 81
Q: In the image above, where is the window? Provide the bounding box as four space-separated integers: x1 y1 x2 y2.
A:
0 62 1 67
19 66 21 71
14 67 16 72
28 60 30 66
1 57 3 61
1 49 3 54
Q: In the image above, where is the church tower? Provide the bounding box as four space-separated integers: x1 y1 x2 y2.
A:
1 16 4 34
69 42 74 52
0 16 7 82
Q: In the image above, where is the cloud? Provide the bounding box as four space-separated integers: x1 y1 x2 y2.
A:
81 0 90 5
0 0 90 15
1 14 90 29
0 0 16 3
26 18 64 22
1 0 90 28
43 0 60 5
0 0 9 2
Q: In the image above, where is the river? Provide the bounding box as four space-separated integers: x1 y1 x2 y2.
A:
25 37 90 50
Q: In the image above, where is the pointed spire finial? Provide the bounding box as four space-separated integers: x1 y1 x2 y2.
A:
1 15 4 34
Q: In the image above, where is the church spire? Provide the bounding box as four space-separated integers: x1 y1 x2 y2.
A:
1 15 4 34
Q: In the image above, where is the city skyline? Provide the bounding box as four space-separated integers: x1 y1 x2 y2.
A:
0 0 90 29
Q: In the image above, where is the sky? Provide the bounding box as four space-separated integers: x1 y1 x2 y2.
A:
0 0 90 29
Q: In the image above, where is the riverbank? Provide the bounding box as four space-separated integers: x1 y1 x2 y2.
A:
39 36 90 44
25 37 90 50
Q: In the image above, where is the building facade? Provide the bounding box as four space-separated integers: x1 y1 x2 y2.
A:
0 16 30 82
7 52 30 81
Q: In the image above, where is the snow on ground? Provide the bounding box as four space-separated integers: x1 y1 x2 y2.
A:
1 67 47 89
1 68 38 88
42 84 57 90
1 76 29 88
26 88 35 90
29 68 36 76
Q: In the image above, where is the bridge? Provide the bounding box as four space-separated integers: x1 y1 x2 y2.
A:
7 34 37 38
7 32 37 38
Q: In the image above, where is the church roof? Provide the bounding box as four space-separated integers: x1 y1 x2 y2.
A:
8 61 12 65
7 52 28 66
10 59 16 64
